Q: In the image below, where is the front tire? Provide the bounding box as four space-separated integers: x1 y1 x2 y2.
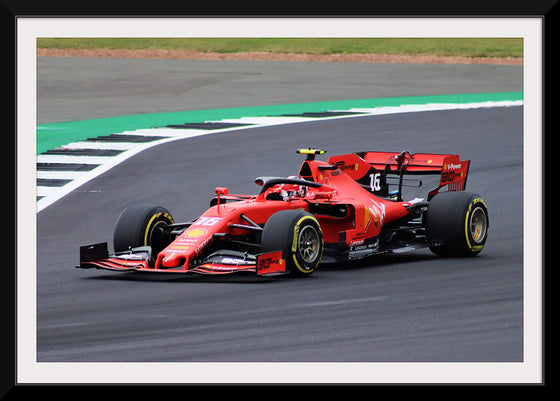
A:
113 203 175 259
261 210 323 277
425 192 489 257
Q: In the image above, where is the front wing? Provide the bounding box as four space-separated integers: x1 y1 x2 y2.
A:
76 242 288 276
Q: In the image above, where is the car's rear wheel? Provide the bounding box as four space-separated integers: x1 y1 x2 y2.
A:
424 192 489 257
261 210 323 277
113 203 175 261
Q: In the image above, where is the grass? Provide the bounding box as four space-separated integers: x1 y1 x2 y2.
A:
37 38 523 58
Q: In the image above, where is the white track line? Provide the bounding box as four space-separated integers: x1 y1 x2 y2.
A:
37 186 65 198
37 170 87 180
62 141 139 150
118 128 206 137
344 100 523 115
37 154 115 165
217 116 318 125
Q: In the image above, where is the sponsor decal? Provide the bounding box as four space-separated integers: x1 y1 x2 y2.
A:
195 216 223 226
220 257 249 265
370 199 386 227
186 228 208 237
194 236 212 254
168 245 190 251
363 206 377 232
350 238 379 251
371 208 379 227
334 161 360 173
369 173 381 192
256 251 285 275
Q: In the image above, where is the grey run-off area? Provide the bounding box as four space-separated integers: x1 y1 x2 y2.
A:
37 57 522 123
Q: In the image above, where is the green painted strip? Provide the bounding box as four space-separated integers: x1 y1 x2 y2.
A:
36 92 523 155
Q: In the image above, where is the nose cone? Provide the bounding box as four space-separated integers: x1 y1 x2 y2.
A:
156 250 187 268
161 251 186 268
155 225 216 269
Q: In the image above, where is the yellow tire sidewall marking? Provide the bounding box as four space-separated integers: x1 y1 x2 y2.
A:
291 215 323 274
144 212 174 246
464 198 486 252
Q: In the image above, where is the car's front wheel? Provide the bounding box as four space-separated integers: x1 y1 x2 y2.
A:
113 203 175 261
261 210 323 277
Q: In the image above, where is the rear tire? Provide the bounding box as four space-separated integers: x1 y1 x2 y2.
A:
113 203 175 259
425 192 489 257
261 210 323 277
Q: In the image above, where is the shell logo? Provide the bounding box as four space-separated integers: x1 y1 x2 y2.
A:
186 228 208 237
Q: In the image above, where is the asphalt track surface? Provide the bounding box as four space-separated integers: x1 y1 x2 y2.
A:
36 106 523 363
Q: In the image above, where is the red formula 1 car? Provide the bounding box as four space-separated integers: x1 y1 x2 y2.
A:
78 148 489 277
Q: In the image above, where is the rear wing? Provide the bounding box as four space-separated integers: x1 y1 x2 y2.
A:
328 151 470 200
